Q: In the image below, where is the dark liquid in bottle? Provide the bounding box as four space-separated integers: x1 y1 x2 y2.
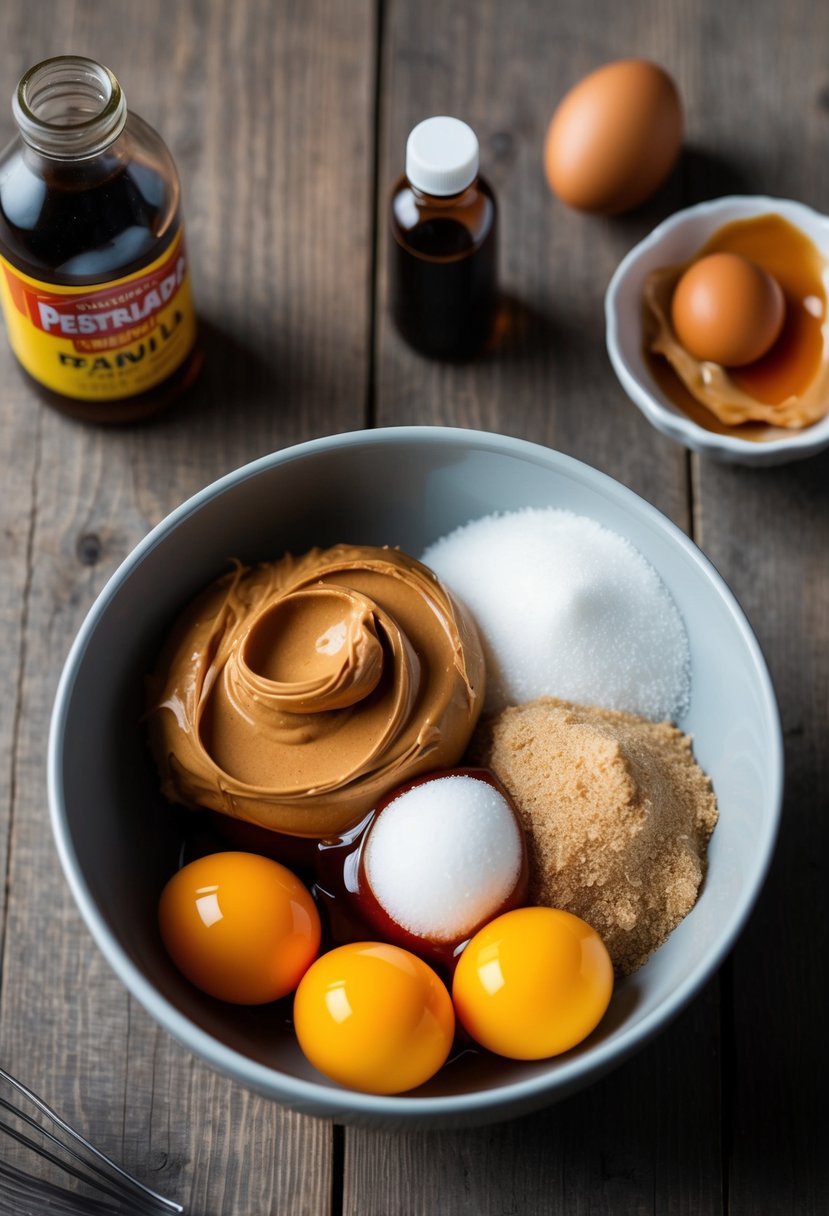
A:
391 220 497 360
0 155 201 422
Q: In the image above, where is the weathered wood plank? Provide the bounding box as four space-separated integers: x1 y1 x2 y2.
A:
0 0 78 1042
374 0 693 526
358 1 724 1212
696 453 829 1216
0 0 826 1212
683 7 829 1214
0 1 375 1212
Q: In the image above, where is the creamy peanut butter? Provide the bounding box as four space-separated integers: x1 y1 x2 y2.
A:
147 545 485 838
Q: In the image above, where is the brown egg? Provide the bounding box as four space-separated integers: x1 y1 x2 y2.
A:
544 59 682 215
671 252 786 367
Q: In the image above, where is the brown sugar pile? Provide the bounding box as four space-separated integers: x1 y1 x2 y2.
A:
470 697 718 974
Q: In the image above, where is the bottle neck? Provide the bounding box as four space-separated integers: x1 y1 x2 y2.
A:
12 56 127 160
406 178 479 208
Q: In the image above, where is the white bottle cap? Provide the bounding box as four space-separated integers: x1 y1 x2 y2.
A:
405 116 479 197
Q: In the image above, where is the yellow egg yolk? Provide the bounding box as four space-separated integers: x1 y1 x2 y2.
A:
158 851 321 1004
293 942 455 1094
452 906 613 1059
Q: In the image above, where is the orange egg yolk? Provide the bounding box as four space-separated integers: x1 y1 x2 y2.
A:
158 851 321 1005
452 906 613 1059
293 942 455 1094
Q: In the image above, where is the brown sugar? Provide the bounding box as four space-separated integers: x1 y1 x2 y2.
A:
470 697 718 975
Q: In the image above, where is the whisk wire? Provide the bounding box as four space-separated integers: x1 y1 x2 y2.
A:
0 1066 183 1214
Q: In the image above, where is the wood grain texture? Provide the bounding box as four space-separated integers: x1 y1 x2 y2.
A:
0 1 374 1212
375 0 693 528
359 1 719 1211
682 10 829 1214
697 456 829 1216
0 0 826 1213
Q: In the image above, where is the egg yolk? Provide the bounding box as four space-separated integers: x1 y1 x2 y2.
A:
293 942 455 1094
452 907 613 1059
158 851 321 1004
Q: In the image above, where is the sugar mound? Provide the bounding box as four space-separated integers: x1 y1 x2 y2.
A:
470 696 718 974
422 508 690 722
363 775 522 941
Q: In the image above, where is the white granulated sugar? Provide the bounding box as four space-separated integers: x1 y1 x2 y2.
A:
363 775 522 941
421 507 691 722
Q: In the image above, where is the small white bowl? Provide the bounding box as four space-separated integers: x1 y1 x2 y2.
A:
605 195 829 466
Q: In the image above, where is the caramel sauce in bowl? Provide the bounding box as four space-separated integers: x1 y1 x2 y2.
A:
606 195 829 464
643 214 828 430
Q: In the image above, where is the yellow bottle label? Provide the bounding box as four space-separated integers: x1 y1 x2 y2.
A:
0 226 197 402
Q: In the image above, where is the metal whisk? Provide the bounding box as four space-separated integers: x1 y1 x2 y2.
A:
0 1066 183 1214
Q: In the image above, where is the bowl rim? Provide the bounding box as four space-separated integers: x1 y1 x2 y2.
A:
47 425 784 1122
605 193 829 463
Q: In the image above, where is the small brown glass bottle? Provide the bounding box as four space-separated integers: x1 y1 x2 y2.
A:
389 116 498 360
0 56 201 423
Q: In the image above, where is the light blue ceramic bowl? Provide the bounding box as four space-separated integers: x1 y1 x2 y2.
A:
48 427 782 1127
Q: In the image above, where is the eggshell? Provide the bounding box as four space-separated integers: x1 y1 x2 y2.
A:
544 59 683 215
670 252 786 367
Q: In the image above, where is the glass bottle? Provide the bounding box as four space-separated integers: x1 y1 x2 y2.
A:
389 116 498 360
0 55 201 423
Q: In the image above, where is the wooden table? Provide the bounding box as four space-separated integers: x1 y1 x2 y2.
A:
1 1 826 1212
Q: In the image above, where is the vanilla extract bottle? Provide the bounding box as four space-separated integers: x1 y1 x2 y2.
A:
389 116 498 360
0 55 201 423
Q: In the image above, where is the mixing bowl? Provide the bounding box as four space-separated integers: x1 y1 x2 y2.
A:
48 427 782 1127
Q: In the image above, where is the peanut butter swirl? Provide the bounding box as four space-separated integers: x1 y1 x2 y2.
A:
147 545 485 837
